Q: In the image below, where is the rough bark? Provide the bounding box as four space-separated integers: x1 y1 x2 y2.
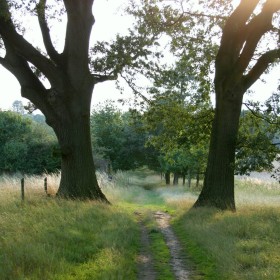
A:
194 0 280 210
49 90 107 201
194 90 243 210
0 0 112 202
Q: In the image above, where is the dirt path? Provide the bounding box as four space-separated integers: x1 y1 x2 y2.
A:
154 211 191 280
136 210 195 280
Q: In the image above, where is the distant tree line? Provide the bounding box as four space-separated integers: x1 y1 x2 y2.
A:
0 105 60 175
1 97 279 185
90 98 280 186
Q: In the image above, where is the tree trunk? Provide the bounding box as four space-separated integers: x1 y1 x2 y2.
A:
182 174 186 186
193 91 243 210
196 171 200 189
188 169 191 188
165 171 170 185
192 1 280 211
0 0 112 202
48 91 109 202
173 173 179 185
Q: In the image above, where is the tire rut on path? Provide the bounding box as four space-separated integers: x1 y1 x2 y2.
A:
154 211 191 280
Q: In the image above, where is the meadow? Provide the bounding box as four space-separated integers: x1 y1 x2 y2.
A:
0 170 280 279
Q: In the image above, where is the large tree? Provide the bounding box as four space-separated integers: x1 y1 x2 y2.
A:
126 0 280 210
0 0 111 200
194 0 280 210
0 0 159 200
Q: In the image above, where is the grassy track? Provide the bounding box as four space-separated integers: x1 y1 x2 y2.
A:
0 171 280 279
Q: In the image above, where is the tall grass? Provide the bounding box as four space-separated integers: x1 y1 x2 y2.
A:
1 171 280 279
0 172 140 280
172 177 280 280
236 177 280 206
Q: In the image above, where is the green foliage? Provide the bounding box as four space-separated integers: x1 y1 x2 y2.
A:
236 110 279 175
91 101 154 171
90 91 279 179
125 1 280 202
236 91 280 177
90 4 163 94
122 0 234 104
0 110 60 174
143 84 213 176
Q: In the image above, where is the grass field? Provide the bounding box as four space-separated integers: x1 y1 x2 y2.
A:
0 170 280 279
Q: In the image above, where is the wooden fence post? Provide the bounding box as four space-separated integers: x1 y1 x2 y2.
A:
21 178 24 201
44 177 47 195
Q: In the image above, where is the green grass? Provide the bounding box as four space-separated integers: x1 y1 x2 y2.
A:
1 171 280 279
172 178 280 280
149 228 174 280
173 205 280 280
137 209 175 280
0 199 139 279
0 175 140 280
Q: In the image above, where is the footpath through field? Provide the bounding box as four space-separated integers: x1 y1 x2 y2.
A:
136 208 199 280
129 170 200 280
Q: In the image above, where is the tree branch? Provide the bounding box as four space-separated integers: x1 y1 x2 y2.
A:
182 11 227 21
272 142 280 146
243 102 280 125
237 0 280 75
0 56 9 68
92 73 117 84
63 0 94 81
0 40 59 123
37 0 61 65
215 0 259 80
243 48 280 90
121 73 151 105
0 0 60 85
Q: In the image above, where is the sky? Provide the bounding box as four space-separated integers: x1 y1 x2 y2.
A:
0 0 279 111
